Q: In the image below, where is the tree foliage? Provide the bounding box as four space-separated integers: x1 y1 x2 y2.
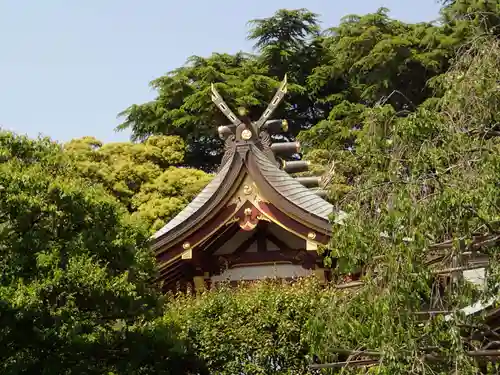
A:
0 132 207 374
164 279 328 375
117 53 285 170
2 1 500 373
313 35 500 373
440 0 500 35
117 9 327 170
159 5 500 374
158 33 500 372
64 135 211 234
117 6 470 172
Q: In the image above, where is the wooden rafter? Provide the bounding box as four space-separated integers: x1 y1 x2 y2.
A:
267 232 293 252
234 231 260 255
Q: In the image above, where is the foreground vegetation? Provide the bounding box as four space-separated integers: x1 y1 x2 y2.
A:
1 0 500 373
0 132 209 374
161 35 500 375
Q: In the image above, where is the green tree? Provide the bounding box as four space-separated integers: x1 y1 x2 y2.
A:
164 279 328 375
248 9 328 134
248 8 320 80
297 5 484 199
117 6 465 172
158 33 500 375
440 0 500 35
312 34 500 373
117 9 325 170
0 131 207 374
64 135 211 234
117 53 284 170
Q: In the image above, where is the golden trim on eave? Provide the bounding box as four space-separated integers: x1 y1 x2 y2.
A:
255 207 327 246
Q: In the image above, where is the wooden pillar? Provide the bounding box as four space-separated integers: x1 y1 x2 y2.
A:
314 265 326 285
257 221 268 252
306 240 318 251
193 276 206 293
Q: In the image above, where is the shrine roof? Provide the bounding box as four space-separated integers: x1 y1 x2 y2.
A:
250 144 333 220
151 74 336 250
152 158 233 240
152 144 334 246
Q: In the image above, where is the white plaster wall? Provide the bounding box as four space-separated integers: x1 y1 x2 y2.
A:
245 240 280 252
211 264 313 282
268 223 305 250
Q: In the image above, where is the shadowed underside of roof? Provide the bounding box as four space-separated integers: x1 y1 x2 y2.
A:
250 145 334 221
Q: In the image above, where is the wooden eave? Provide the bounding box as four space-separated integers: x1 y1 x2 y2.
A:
246 144 333 237
152 150 245 252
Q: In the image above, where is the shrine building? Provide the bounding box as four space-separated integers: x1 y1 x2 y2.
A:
152 76 342 292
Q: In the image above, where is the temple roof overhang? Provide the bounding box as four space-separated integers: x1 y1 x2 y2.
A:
152 142 334 255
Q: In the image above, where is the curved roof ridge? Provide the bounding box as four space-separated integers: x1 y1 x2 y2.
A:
152 156 234 240
249 144 334 221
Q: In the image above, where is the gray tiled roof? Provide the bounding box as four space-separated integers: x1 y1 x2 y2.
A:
152 158 233 239
250 145 334 220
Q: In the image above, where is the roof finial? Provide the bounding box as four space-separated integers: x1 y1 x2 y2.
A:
255 74 287 130
210 75 288 131
210 84 242 127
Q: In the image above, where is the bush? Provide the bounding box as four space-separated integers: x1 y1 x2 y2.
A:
163 278 333 374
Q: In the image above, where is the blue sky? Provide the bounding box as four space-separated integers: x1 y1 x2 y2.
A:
0 0 442 143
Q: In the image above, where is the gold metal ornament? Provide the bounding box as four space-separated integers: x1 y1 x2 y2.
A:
243 185 253 195
281 119 289 132
241 129 252 140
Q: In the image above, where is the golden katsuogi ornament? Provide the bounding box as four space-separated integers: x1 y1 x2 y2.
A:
281 119 289 132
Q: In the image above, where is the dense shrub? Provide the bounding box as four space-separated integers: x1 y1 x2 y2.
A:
163 278 334 374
